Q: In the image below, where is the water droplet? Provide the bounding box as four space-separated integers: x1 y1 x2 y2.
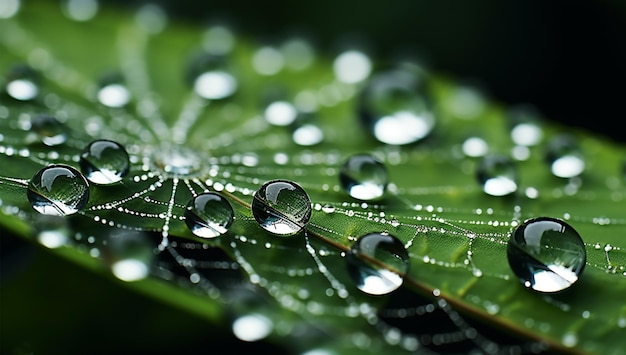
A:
34 214 70 248
29 114 68 146
507 217 586 293
232 313 273 342
339 153 388 201
546 134 585 178
508 105 544 146
476 155 518 196
358 66 435 145
184 192 234 238
291 111 324 146
264 100 297 126
251 179 311 236
462 136 489 157
152 144 201 176
27 164 90 216
4 64 40 101
106 231 154 282
346 232 409 295
186 52 238 100
96 73 131 107
61 0 99 22
80 139 130 184
333 50 372 84
0 0 20 19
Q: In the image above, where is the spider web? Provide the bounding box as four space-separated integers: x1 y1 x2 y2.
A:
1 2 625 354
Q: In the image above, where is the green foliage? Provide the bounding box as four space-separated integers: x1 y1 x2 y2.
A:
1 2 625 354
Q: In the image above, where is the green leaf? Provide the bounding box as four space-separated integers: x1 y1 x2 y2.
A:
1 2 625 354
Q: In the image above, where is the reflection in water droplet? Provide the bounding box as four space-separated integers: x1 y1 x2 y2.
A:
62 0 98 22
339 154 388 200
187 52 238 100
476 155 518 196
80 139 130 184
34 214 70 248
27 164 90 216
507 217 586 293
185 192 234 238
358 67 435 145
546 135 585 178
5 65 40 101
232 313 273 342
251 179 311 236
30 114 67 146
107 231 154 282
346 232 409 295
333 50 372 84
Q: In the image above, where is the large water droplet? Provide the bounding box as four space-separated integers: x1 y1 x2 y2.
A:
346 232 409 295
507 217 586 293
80 139 130 184
251 179 311 236
476 155 518 196
546 134 585 178
4 64 40 101
358 66 435 145
185 192 234 238
106 231 154 282
27 164 90 216
339 153 388 200
187 52 237 100
29 114 68 146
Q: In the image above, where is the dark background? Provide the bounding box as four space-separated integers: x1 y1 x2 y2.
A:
147 0 626 143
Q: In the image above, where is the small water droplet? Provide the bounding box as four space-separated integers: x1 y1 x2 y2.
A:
476 155 518 196
29 114 68 146
333 50 372 84
34 214 70 248
96 73 131 108
264 100 297 126
27 164 90 216
339 153 388 201
508 105 544 146
232 313 273 342
358 66 435 145
61 0 99 22
462 136 488 157
4 64 40 101
184 192 234 238
80 139 130 184
507 217 586 293
0 0 20 19
107 231 154 282
186 52 238 100
546 134 585 178
152 144 201 176
346 232 409 295
291 111 324 146
251 179 311 236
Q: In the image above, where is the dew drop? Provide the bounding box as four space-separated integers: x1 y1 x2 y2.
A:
358 66 435 145
507 217 586 293
80 139 130 184
264 100 297 126
96 73 131 108
152 144 201 176
339 153 388 201
508 105 544 147
29 114 68 146
333 50 372 84
462 136 488 157
107 231 154 282
346 232 409 295
251 179 311 236
232 313 273 342
546 134 585 178
476 155 518 196
34 214 70 248
4 64 40 101
187 52 238 100
0 0 20 19
61 0 99 22
184 192 234 238
27 164 90 216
